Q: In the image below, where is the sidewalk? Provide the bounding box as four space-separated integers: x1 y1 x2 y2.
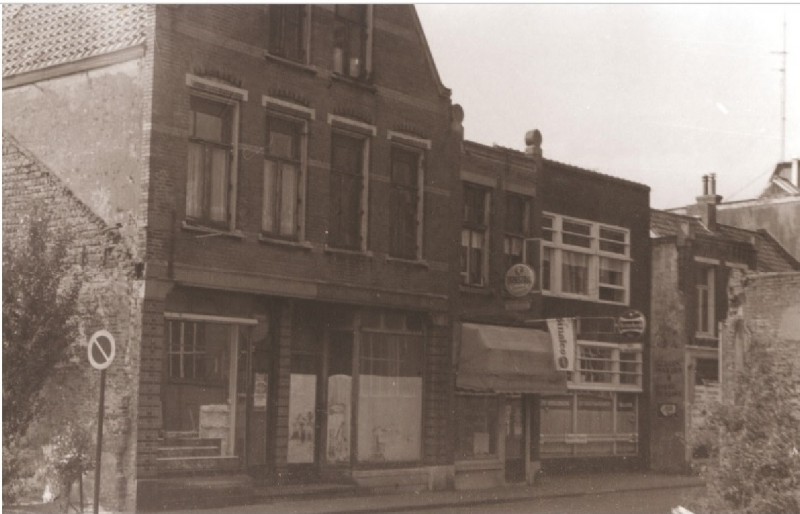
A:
165 472 705 514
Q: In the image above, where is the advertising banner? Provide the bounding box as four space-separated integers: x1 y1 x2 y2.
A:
547 318 577 371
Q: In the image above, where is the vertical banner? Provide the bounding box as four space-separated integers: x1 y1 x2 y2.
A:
546 318 576 371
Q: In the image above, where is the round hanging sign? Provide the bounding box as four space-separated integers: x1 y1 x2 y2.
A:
88 330 116 370
504 263 536 297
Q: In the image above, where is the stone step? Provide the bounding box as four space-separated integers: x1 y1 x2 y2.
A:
158 437 222 449
157 445 221 458
156 455 241 475
137 474 255 511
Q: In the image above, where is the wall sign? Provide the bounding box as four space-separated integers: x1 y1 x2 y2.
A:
504 263 536 297
546 318 576 371
617 309 647 339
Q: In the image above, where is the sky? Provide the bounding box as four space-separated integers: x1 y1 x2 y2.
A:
416 4 800 209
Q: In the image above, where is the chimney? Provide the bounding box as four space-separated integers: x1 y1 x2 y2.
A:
525 129 543 169
696 173 722 231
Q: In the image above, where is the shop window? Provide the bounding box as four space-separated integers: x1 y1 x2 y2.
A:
357 311 423 463
454 395 499 460
540 392 638 458
389 146 423 260
503 193 531 271
572 342 642 390
541 213 630 304
461 183 490 286
333 5 370 79
329 131 367 250
263 114 305 239
267 5 308 63
696 265 716 336
186 95 237 229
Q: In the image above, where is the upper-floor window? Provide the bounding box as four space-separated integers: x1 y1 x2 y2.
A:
263 114 306 239
187 95 236 229
696 264 715 336
389 146 423 260
541 213 630 304
461 183 491 286
329 131 368 250
267 5 309 63
504 193 531 271
333 5 370 79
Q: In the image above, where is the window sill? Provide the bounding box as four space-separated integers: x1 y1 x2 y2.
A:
385 255 429 268
694 333 718 341
181 221 244 240
566 382 643 393
459 284 493 295
541 290 628 306
324 245 374 258
263 52 319 75
258 235 313 251
330 72 377 93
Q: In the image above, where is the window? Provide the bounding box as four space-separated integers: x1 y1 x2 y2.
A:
503 193 530 271
389 147 423 259
329 132 366 250
333 5 368 79
263 114 304 238
696 265 715 336
358 311 424 463
267 5 308 62
187 95 236 228
570 341 643 390
455 394 499 460
461 183 490 286
541 213 630 304
167 320 229 383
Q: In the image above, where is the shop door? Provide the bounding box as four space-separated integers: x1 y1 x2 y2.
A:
505 398 525 482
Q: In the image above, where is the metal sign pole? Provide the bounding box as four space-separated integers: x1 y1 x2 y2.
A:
93 369 106 514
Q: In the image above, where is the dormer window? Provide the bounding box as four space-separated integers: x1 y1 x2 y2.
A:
267 5 309 63
333 5 371 80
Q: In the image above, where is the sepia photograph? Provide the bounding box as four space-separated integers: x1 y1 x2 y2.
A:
2 3 799 513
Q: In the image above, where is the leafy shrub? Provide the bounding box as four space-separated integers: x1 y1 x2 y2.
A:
693 338 800 514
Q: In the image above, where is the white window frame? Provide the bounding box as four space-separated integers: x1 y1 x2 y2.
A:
387 131 430 261
185 74 247 232
331 4 373 80
567 341 643 392
327 115 375 252
461 182 491 287
695 263 716 338
262 95 315 242
541 212 631 305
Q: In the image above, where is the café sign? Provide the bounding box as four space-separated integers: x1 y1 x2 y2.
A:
504 263 536 297
617 309 647 339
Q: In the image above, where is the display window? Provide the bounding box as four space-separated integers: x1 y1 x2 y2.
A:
454 394 499 460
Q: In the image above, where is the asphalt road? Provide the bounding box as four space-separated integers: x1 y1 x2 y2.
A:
411 486 704 514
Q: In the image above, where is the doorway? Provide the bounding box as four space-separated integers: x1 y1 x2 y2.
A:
505 397 525 482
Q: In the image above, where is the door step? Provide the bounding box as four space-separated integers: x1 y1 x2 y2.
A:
156 455 241 475
138 474 255 511
157 445 221 458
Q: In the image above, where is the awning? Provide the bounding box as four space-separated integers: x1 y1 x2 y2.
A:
456 323 568 395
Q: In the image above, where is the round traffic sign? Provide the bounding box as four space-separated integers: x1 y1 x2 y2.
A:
88 330 116 370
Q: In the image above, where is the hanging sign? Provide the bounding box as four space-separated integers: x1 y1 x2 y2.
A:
546 318 576 371
87 330 116 371
504 263 536 297
617 309 647 339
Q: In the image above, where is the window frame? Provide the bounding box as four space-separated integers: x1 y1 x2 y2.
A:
332 4 373 80
695 263 716 337
461 182 491 287
266 4 311 64
568 341 643 392
503 192 531 271
262 111 308 241
387 131 430 262
540 212 631 305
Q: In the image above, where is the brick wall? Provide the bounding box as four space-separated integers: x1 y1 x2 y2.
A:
3 133 142 512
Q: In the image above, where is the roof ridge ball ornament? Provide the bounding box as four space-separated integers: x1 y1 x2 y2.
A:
525 129 543 161
451 103 464 136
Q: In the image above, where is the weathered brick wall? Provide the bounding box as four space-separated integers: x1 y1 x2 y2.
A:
3 133 142 512
721 271 800 405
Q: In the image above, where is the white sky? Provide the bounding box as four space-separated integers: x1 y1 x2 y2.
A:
417 4 800 209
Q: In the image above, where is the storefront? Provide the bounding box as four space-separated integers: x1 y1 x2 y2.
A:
454 323 566 489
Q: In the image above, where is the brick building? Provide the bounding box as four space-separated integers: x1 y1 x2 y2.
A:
648 175 799 473
451 132 651 488
4 5 462 510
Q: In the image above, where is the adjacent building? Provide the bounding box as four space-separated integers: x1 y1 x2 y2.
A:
649 175 799 473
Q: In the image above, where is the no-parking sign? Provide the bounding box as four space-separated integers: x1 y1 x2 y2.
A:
88 330 116 370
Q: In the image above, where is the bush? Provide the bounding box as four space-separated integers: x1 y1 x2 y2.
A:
693 339 800 514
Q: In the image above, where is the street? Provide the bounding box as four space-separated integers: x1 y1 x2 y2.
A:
408 487 704 514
